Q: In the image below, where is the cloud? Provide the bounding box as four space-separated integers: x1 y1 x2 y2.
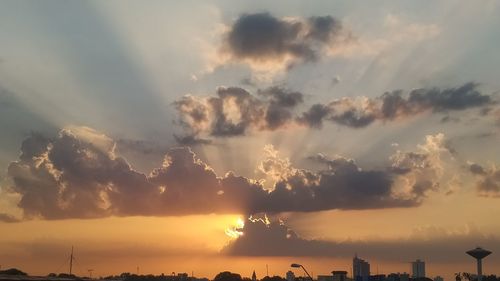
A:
389 133 452 198
174 83 495 139
173 86 304 138
299 82 494 129
173 134 213 146
218 13 349 76
222 217 500 263
3 128 455 221
468 162 500 197
0 213 20 223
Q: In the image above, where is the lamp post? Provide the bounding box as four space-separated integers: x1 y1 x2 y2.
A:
291 263 313 281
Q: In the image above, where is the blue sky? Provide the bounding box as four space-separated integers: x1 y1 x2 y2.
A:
1 1 500 279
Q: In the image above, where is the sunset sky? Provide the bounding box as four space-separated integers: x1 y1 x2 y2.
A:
1 1 500 281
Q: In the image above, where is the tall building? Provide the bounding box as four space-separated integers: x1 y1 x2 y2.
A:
287 271 296 281
353 254 371 281
252 271 257 281
411 260 426 278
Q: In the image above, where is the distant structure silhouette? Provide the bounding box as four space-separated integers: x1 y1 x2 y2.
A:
411 259 426 278
252 271 257 281
69 246 75 276
332 271 348 281
87 269 94 279
353 254 370 281
466 247 492 281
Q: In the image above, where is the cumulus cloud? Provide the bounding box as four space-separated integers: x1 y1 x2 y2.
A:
468 162 500 197
2 127 455 221
298 82 494 129
222 217 500 262
174 83 495 140
389 133 453 198
173 86 304 139
218 13 350 76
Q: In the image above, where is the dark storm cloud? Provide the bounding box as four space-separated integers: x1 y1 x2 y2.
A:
468 163 500 197
222 217 500 263
4 128 441 220
222 13 344 67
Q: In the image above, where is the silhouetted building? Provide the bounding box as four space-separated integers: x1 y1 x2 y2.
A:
252 271 257 281
332 271 348 281
387 273 410 281
353 255 371 281
369 275 386 281
287 271 295 281
412 260 425 278
318 275 334 281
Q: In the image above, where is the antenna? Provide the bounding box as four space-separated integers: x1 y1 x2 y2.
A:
69 246 75 275
266 264 269 276
88 269 94 279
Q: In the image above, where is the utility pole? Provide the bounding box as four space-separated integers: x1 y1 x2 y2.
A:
69 246 75 275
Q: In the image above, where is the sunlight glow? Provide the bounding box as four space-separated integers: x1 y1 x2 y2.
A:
225 217 245 238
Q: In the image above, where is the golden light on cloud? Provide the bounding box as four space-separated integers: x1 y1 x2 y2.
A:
225 217 245 238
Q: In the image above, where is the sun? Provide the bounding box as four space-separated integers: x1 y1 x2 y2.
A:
224 217 245 238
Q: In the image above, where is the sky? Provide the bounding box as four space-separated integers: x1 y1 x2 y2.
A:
1 1 500 280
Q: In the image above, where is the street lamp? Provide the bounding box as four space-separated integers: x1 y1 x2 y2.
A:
291 263 313 281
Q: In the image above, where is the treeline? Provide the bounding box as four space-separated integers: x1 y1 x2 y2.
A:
0 269 27 276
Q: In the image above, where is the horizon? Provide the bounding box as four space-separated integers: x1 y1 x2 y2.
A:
1 2 500 281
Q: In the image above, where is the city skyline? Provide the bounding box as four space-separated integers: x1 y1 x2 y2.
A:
1 1 500 281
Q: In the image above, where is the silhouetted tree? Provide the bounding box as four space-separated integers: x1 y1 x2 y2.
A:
262 276 286 281
483 275 499 281
214 272 242 281
0 268 27 276
58 273 78 279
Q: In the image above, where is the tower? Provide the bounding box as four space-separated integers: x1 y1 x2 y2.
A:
466 247 492 281
252 270 257 281
69 246 75 275
411 259 425 278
